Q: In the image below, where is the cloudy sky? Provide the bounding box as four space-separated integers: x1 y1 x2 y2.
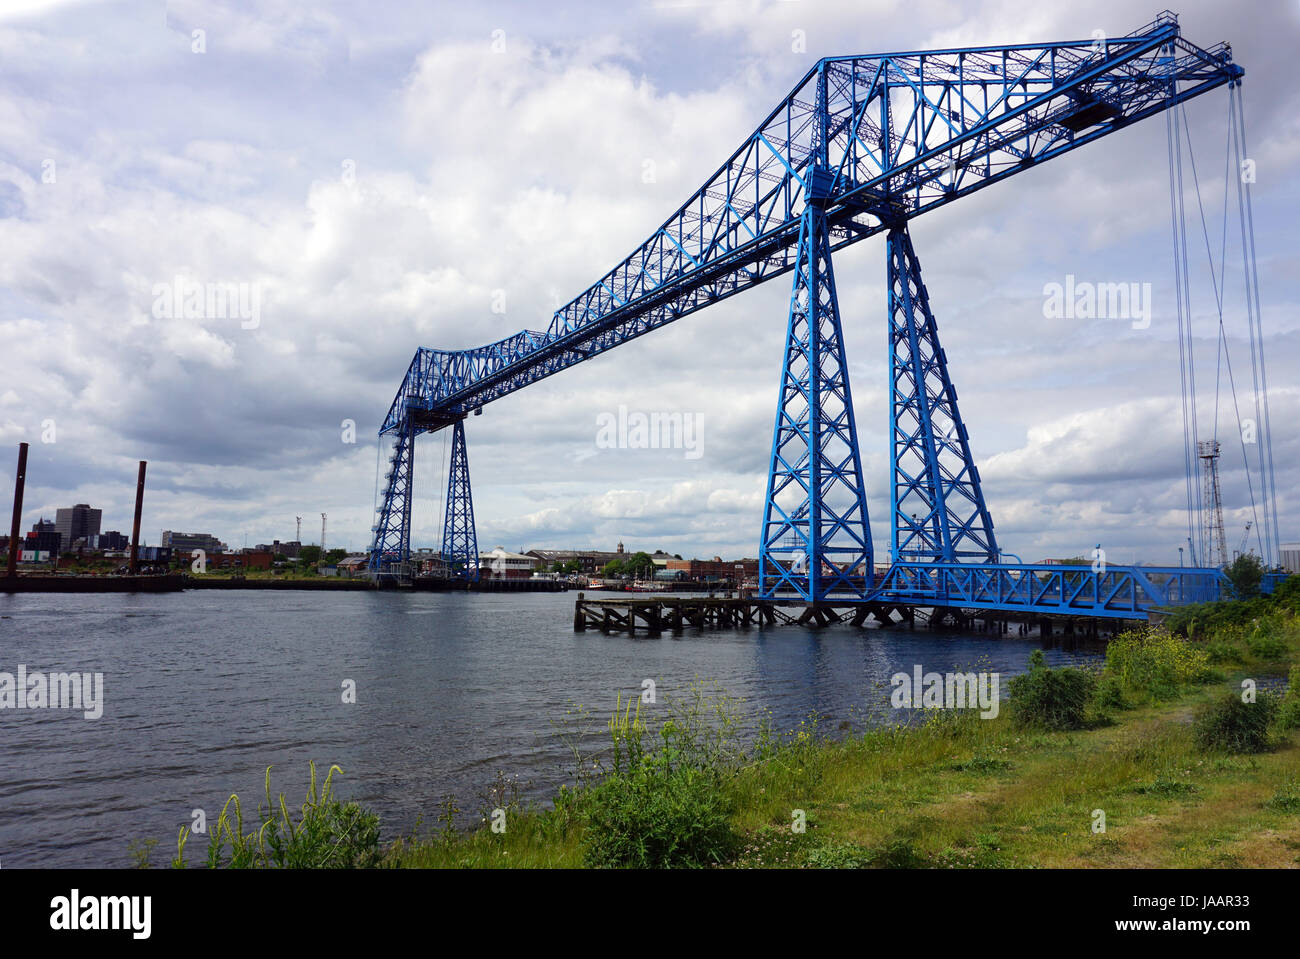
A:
2 0 1297 565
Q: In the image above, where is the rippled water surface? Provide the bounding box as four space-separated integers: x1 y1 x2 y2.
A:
0 589 1105 867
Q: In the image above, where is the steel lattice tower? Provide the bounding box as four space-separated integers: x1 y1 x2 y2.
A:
367 418 415 579
887 227 999 564
759 165 873 601
441 419 479 581
1199 440 1228 568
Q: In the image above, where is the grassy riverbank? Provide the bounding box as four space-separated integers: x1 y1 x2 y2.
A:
386 690 1299 869
162 578 1300 869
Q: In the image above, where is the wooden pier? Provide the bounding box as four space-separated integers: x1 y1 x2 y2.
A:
571 593 927 635
572 592 1134 638
573 594 780 634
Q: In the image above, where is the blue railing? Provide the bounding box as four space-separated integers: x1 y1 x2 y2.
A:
867 562 1229 619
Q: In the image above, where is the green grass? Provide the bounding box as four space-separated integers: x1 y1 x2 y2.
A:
373 682 1299 869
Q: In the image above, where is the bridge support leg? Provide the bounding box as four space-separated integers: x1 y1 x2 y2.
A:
441 419 479 582
887 226 998 564
759 173 872 602
367 417 417 581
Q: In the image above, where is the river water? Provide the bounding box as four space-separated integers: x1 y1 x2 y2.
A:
0 589 1105 867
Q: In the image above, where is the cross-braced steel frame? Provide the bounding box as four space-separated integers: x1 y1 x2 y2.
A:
441 419 479 581
759 168 873 601
368 416 415 580
888 227 999 564
366 14 1264 615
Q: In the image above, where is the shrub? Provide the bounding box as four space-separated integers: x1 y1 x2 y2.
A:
173 762 382 868
581 692 741 868
1272 574 1300 612
582 763 738 868
1248 634 1289 661
1224 553 1265 599
1165 598 1270 639
1276 666 1300 732
1266 778 1300 813
1192 691 1278 754
1279 701 1300 732
1204 641 1244 666
1166 577 1300 639
1092 675 1130 711
1008 649 1096 731
920 701 982 740
1245 618 1289 661
1105 629 1212 701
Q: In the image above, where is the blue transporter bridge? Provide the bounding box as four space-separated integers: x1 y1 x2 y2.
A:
369 12 1276 618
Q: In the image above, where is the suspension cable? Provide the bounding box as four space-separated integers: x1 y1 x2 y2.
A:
1166 85 1200 565
372 433 383 536
1220 90 1266 561
1179 101 1227 441
1231 84 1280 568
435 426 449 554
1178 95 1267 564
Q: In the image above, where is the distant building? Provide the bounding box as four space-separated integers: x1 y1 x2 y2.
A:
21 520 58 562
194 550 271 571
90 531 130 551
255 539 302 559
1281 544 1300 575
25 517 61 555
55 505 101 551
25 527 62 555
653 568 687 582
337 554 369 578
162 531 226 553
480 546 539 580
133 546 174 563
666 557 759 583
527 543 626 576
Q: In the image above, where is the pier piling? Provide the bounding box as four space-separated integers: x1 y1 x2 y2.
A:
128 460 147 575
6 442 27 578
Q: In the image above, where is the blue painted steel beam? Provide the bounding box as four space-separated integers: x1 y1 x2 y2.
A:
369 13 1246 588
440 419 479 581
378 12 1240 430
368 415 416 579
887 226 998 564
759 157 873 601
1261 573 1291 596
870 562 1228 619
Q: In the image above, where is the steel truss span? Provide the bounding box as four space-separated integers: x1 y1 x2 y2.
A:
369 12 1262 616
874 563 1225 620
